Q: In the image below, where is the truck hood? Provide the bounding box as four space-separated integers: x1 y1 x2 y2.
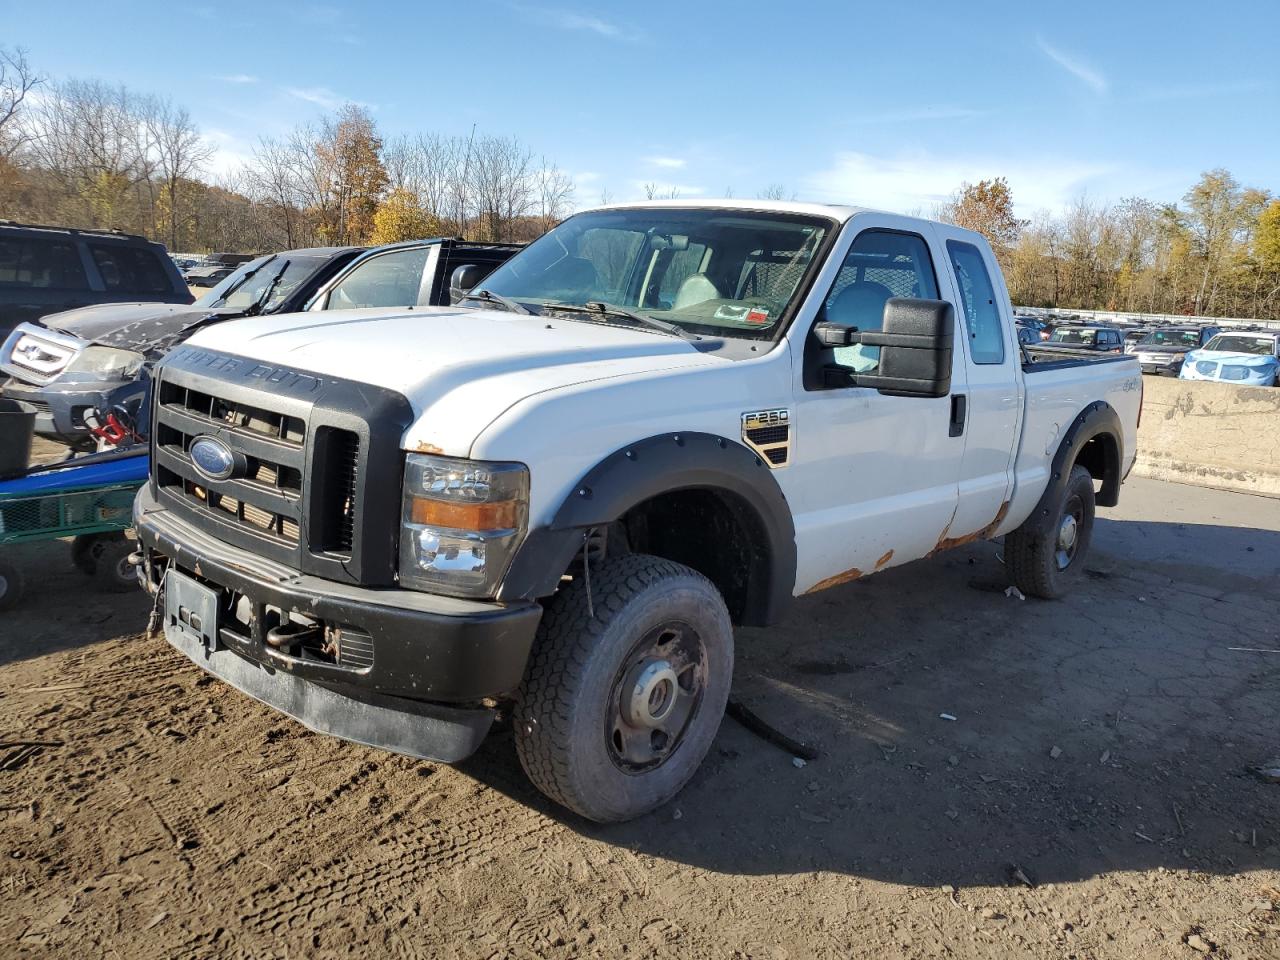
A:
41 301 236 354
1185 348 1279 365
183 305 724 456
1136 343 1195 355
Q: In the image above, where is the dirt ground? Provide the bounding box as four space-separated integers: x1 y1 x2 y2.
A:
0 459 1277 958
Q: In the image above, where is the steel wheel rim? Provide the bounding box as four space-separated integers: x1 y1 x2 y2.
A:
606 620 707 774
1055 494 1084 570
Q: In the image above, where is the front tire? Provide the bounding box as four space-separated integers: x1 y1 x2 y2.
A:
514 554 733 823
1005 464 1095 600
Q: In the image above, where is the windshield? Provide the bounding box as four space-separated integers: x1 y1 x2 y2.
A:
1050 328 1098 345
193 255 327 312
1140 329 1199 347
476 208 833 339
1202 334 1278 355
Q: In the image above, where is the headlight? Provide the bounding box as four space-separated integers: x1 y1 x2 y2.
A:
64 345 145 379
8 333 75 375
398 453 529 598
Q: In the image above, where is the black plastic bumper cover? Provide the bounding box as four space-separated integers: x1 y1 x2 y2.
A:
134 487 542 762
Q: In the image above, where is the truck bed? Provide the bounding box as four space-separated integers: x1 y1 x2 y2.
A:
1021 344 1132 372
1003 348 1141 534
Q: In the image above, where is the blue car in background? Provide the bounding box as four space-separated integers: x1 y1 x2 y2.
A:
1179 330 1280 387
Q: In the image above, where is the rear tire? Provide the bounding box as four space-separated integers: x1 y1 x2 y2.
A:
1005 464 1095 600
0 559 25 611
514 553 733 823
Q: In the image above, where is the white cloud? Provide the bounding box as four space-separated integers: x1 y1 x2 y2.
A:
644 156 686 169
804 150 1112 216
515 6 641 41
282 86 371 111
201 128 255 179
1037 38 1107 94
213 73 259 85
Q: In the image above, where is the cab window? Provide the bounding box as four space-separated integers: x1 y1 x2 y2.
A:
946 241 1005 364
324 248 430 309
820 230 938 375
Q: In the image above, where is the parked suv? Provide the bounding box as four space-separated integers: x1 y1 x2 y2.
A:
1 239 520 447
0 222 190 340
1132 325 1221 376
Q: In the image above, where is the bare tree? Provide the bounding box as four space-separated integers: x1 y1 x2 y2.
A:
0 46 42 158
757 183 794 201
146 98 214 249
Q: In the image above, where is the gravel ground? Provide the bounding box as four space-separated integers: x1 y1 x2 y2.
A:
0 460 1277 958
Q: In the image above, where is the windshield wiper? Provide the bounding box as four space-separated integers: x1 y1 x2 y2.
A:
459 289 532 315
210 255 274 308
562 301 699 341
245 259 290 316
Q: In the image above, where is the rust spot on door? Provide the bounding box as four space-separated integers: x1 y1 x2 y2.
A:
805 567 863 594
929 500 1011 557
875 549 894 569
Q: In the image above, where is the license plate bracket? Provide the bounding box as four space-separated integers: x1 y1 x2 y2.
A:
166 571 220 651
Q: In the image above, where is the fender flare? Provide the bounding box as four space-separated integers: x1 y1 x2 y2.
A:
498 432 796 626
1023 400 1124 534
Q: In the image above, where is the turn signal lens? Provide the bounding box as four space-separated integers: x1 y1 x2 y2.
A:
409 497 519 531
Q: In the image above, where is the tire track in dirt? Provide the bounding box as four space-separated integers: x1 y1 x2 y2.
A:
239 785 558 937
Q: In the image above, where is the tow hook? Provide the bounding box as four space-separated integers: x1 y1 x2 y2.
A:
265 620 323 650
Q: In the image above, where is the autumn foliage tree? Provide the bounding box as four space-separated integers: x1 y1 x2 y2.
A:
369 188 438 244
937 177 1026 261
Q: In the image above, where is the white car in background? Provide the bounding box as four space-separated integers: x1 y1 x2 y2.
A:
1179 330 1280 386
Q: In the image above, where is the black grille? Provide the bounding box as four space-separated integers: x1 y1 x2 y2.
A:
154 380 306 545
151 346 413 587
310 427 360 554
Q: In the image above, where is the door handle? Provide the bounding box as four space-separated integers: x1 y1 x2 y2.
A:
949 394 967 437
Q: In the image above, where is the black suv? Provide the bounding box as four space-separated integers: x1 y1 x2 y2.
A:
0 222 190 339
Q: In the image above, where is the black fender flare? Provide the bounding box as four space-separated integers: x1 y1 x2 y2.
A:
498 432 796 626
1023 400 1123 534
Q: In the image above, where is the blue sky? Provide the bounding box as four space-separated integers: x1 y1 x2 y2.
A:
5 0 1277 216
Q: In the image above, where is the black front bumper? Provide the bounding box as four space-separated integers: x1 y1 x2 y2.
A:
134 486 542 761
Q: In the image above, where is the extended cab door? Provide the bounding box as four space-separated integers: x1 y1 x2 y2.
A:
783 217 968 593
931 228 1022 540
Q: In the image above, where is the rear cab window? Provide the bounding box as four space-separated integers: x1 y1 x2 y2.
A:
946 241 1005 364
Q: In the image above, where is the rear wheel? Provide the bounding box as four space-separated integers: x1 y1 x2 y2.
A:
514 554 733 823
1005 464 1095 600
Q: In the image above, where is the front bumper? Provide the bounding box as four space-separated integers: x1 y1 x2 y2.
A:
1137 355 1185 376
134 486 543 762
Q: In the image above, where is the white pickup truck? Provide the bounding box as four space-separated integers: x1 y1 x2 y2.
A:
134 201 1141 822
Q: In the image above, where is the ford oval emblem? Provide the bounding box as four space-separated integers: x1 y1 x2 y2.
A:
189 436 238 481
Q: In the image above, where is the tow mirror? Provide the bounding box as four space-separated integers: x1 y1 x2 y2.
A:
813 297 954 398
449 263 487 303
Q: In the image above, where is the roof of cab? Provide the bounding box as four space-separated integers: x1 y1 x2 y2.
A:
578 198 880 222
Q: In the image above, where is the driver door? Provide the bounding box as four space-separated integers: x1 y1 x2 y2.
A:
782 218 966 593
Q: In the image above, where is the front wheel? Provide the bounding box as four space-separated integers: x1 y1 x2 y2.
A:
514 554 733 823
1005 464 1095 600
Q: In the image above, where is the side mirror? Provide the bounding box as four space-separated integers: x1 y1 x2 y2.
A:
449 263 487 304
814 297 954 398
